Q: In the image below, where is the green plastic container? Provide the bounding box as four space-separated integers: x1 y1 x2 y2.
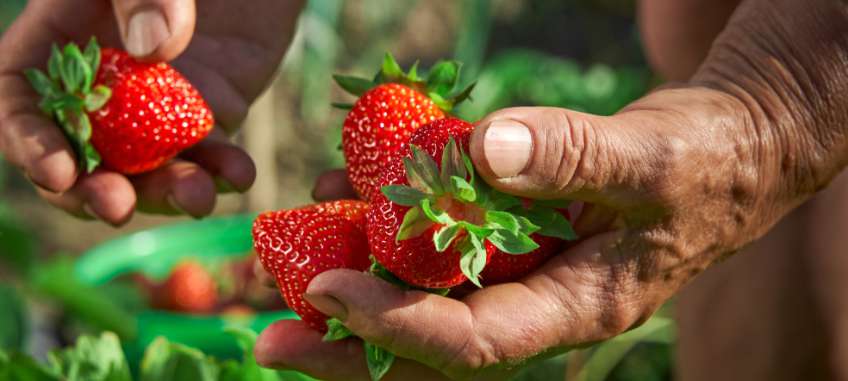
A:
75 214 312 379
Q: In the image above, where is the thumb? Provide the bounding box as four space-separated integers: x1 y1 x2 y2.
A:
469 107 658 207
111 0 196 61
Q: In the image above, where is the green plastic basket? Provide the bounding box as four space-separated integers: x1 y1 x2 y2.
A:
75 214 312 379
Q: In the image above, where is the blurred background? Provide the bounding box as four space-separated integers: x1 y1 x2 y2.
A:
0 1 671 380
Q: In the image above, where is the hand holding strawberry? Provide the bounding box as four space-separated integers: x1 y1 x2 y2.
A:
0 0 302 224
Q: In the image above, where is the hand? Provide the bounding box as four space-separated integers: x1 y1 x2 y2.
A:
254 0 848 379
0 0 302 225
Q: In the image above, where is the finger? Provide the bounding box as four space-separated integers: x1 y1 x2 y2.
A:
304 270 531 379
0 109 78 193
180 134 256 193
312 169 358 201
111 0 196 61
468 107 660 207
255 320 447 381
37 170 136 226
132 159 216 218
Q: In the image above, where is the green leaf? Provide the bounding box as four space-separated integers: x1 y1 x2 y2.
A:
81 143 102 174
75 113 92 142
450 176 476 202
140 337 219 381
364 342 394 381
333 75 374 96
519 207 577 240
462 152 475 183
83 37 101 75
485 210 520 234
486 190 522 211
458 221 493 241
458 234 487 287
219 327 284 381
48 44 63 80
0 351 59 381
331 102 354 110
450 82 476 106
427 91 452 111
407 60 421 81
426 60 460 96
396 207 434 241
407 144 444 194
488 230 539 254
43 94 84 111
47 332 132 381
380 52 404 81
323 318 354 342
24 69 58 98
381 185 429 207
61 43 91 93
369 259 411 290
420 198 454 225
0 285 27 351
440 138 467 188
433 224 461 252
84 85 111 112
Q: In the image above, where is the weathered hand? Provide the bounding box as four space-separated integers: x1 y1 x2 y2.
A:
254 0 848 379
0 0 302 224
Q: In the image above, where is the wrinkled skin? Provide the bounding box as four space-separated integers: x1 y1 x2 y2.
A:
0 0 302 225
256 0 848 380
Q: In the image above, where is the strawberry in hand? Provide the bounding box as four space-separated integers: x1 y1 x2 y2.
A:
336 53 474 202
25 38 213 175
368 118 577 288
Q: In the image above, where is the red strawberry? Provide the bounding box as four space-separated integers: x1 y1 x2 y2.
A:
481 209 574 285
335 53 474 201
369 118 576 288
252 200 370 331
151 260 218 314
25 38 213 174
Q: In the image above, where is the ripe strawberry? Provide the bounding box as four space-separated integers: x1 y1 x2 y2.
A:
335 53 474 201
151 260 218 314
252 200 370 331
481 209 574 285
368 118 577 288
25 38 213 174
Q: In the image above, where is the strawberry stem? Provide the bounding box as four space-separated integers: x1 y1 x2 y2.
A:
25 37 108 173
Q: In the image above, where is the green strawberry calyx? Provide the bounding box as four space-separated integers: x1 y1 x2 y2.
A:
24 38 109 173
381 138 578 287
333 52 475 112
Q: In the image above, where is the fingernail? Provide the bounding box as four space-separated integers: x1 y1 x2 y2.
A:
126 9 170 57
303 293 347 320
483 119 533 178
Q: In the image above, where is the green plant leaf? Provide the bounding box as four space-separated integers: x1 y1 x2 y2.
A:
458 234 487 287
82 38 100 76
420 198 454 225
84 85 111 112
380 52 404 81
440 138 467 189
485 210 520 234
364 342 394 381
0 285 27 351
427 91 452 111
458 221 493 241
0 351 59 381
396 207 434 241
488 230 539 254
426 60 460 96
533 199 572 209
333 75 374 96
433 224 461 252
48 44 63 81
61 43 90 94
449 82 476 105
450 176 476 202
140 337 218 381
24 69 58 98
81 143 102 174
47 332 132 381
381 185 429 207
407 144 444 194
331 102 354 110
323 318 354 342
519 207 577 240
